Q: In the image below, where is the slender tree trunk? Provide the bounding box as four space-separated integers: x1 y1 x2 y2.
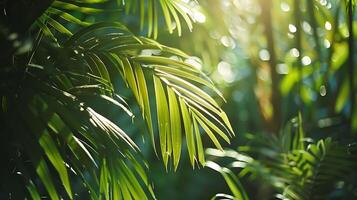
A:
294 0 303 110
307 1 321 62
325 9 341 115
307 0 322 94
260 0 282 133
347 0 355 134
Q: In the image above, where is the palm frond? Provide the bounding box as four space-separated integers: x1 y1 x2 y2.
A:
206 161 249 200
60 22 233 170
1 18 232 197
0 68 154 199
34 0 106 44
119 0 196 38
35 0 197 43
1 0 232 195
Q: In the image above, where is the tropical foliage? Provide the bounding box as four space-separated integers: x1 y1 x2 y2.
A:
1 0 357 199
207 115 357 200
198 0 357 199
0 0 232 199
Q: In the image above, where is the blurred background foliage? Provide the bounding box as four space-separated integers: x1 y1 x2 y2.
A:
163 0 356 135
1 0 357 199
146 0 357 199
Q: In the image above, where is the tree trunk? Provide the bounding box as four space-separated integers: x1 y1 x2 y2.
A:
347 0 355 134
260 0 282 133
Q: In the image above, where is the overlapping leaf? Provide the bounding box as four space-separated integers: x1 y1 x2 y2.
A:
206 161 249 200
60 22 233 170
206 116 357 200
119 0 196 38
9 70 154 199
35 0 106 43
37 0 196 43
5 1 232 196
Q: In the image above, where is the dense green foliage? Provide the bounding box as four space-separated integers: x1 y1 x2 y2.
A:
207 115 357 199
0 0 232 199
1 0 357 199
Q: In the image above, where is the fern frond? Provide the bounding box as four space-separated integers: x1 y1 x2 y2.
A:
282 138 357 200
207 116 357 200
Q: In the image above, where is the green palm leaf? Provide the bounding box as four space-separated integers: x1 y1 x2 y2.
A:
119 0 195 37
61 22 233 170
36 0 196 43
206 161 249 200
1 52 153 199
2 0 231 196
